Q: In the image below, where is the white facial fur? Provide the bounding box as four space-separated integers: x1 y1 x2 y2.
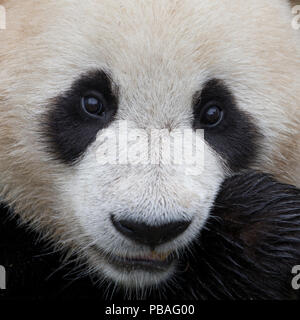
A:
0 0 299 290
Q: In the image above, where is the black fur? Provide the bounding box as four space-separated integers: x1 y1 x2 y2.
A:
169 171 300 300
42 70 118 164
193 79 261 171
1 171 300 300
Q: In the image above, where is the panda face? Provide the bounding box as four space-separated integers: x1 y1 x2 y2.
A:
42 69 260 287
44 70 229 288
0 0 299 290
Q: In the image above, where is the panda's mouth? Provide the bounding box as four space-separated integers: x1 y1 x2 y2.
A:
91 245 175 273
106 251 175 273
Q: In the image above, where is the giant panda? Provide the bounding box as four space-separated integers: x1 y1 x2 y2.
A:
0 0 300 299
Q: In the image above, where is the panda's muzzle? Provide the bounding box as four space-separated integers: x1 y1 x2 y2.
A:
111 215 191 249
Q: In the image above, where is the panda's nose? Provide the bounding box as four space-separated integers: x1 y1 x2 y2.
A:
111 215 191 248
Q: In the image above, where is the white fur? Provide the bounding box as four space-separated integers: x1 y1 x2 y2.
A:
0 0 299 290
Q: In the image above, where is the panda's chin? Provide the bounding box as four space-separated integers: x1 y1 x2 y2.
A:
90 246 177 288
102 261 176 289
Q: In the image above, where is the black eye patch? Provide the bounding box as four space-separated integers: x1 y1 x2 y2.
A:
193 79 261 171
42 70 118 165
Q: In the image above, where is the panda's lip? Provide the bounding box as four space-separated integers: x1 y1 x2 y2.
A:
90 245 175 272
106 251 175 272
91 245 175 272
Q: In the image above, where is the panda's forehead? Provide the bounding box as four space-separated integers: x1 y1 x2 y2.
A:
35 0 269 89
2 0 295 106
35 0 287 168
5 0 296 168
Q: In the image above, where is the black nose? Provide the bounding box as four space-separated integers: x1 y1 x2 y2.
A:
111 215 191 248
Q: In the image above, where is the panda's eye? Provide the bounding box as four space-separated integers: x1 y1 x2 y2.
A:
81 92 106 117
200 102 223 127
